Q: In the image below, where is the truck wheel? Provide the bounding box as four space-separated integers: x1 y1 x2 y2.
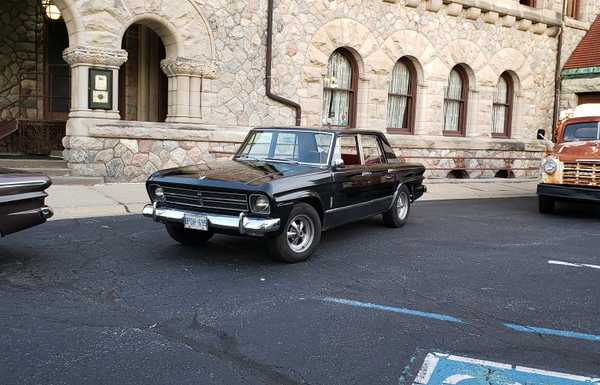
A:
165 223 213 245
382 185 411 228
538 196 555 214
268 203 322 263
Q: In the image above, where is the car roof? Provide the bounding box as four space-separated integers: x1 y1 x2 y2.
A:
253 126 385 136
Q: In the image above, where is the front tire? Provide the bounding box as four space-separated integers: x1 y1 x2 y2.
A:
382 185 411 228
165 223 213 246
268 203 322 263
538 196 555 214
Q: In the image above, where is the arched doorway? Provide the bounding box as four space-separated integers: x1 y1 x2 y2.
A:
119 24 168 122
0 0 70 156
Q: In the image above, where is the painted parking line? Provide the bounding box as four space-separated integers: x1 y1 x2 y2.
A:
322 297 600 344
413 352 600 385
504 323 600 343
548 260 600 270
322 297 464 324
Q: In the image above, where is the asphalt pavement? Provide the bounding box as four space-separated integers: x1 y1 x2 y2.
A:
1 197 599 385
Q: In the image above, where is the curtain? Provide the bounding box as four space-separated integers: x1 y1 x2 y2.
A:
443 69 463 132
387 61 411 129
322 51 353 126
492 77 508 134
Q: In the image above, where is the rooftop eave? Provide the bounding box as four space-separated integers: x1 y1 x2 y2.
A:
561 67 600 79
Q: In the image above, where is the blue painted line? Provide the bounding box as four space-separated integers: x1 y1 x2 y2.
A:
504 323 600 343
322 297 465 324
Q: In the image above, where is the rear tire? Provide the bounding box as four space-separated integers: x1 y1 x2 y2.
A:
538 196 555 214
268 203 322 263
382 185 411 228
165 223 213 245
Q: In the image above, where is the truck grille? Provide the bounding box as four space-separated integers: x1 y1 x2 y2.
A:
162 187 249 212
563 161 600 186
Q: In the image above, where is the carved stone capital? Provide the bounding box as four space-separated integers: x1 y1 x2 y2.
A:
160 57 218 79
63 46 128 68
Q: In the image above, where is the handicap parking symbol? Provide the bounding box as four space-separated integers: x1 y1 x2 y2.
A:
413 353 600 385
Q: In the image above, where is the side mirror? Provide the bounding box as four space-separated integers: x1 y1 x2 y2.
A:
537 129 546 140
332 158 345 170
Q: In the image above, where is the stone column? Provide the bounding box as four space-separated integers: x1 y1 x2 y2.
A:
62 46 128 123
160 57 217 124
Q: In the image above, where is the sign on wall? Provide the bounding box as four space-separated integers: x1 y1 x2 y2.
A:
88 68 112 110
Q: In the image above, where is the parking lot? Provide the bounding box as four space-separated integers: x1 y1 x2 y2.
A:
1 197 600 385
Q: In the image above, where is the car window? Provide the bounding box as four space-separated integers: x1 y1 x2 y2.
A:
334 135 361 166
563 122 600 142
274 133 299 160
361 135 385 165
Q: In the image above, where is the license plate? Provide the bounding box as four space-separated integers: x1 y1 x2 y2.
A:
184 213 208 231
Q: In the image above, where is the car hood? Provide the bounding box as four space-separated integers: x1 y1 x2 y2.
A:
555 140 600 162
154 159 324 186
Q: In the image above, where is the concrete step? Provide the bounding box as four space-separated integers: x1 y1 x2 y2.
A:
15 167 71 177
0 158 68 169
51 176 105 186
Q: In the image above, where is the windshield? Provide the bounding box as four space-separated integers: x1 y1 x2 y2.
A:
236 130 333 165
563 122 600 142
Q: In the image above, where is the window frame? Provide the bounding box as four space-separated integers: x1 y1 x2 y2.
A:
566 0 580 19
386 57 417 135
443 66 469 137
323 48 359 129
492 72 514 139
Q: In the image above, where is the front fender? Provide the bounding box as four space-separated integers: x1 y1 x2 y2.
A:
272 190 325 230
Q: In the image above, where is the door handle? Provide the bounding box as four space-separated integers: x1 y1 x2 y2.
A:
362 171 372 176
384 175 394 180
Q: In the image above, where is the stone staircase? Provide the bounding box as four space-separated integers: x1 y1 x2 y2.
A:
0 157 104 185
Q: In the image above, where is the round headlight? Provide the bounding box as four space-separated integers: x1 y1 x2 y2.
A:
154 187 165 201
250 194 270 214
543 158 557 175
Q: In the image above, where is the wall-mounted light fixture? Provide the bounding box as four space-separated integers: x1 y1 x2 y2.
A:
41 0 62 20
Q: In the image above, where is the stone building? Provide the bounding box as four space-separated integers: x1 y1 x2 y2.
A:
0 0 599 181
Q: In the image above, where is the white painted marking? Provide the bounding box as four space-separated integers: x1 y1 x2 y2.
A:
548 260 600 270
442 374 475 384
446 354 512 370
515 365 600 382
413 353 439 385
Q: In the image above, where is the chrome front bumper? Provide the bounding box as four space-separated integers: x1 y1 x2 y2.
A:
142 204 280 236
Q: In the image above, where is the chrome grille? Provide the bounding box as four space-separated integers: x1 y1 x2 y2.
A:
563 161 600 186
163 187 249 212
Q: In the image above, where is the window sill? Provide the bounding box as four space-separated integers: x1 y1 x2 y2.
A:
491 133 511 139
386 128 413 135
442 131 466 137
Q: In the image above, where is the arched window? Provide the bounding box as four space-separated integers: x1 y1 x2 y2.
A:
492 72 514 138
387 58 417 133
322 49 357 128
443 66 469 136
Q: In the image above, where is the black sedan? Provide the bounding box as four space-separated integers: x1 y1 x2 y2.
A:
143 127 426 262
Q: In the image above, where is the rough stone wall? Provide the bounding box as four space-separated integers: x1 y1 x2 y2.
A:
57 0 572 180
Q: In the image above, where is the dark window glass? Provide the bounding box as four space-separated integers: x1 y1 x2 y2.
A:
563 122 600 142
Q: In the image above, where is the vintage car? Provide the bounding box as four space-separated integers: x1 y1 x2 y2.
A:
143 127 426 262
0 168 53 236
538 103 600 213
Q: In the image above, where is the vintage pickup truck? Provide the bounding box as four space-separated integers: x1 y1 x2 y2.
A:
143 127 426 262
537 104 600 213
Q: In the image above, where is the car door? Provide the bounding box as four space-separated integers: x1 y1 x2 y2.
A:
327 134 373 226
359 134 397 211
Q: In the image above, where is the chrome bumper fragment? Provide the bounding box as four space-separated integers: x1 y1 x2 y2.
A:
142 204 280 236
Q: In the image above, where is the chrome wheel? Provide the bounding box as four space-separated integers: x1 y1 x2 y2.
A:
396 191 409 220
286 214 315 253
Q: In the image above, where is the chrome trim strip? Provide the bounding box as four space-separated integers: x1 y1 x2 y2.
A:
0 180 48 189
325 194 394 214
